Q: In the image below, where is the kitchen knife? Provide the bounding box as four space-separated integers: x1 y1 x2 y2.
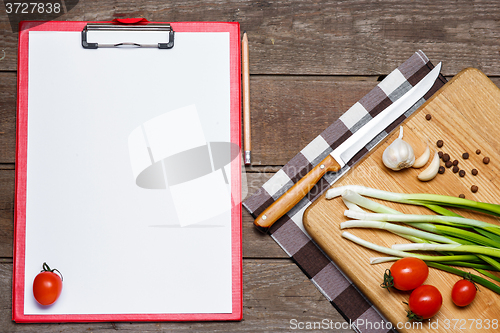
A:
254 62 442 231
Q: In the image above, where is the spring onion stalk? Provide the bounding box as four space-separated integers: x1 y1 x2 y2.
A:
426 262 500 295
341 190 402 214
341 220 458 244
327 185 500 217
392 243 500 259
357 216 500 248
474 255 500 271
369 257 500 271
341 232 478 262
423 204 462 217
345 210 500 235
476 269 500 283
391 232 431 244
475 228 500 243
370 257 400 264
341 197 366 213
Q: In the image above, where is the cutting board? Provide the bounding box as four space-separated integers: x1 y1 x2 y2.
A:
303 68 500 333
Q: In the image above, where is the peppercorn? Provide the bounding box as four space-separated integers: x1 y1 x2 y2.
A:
459 170 466 177
437 140 444 148
459 194 465 199
452 160 458 166
438 151 443 158
483 157 490 164
452 166 459 173
471 185 479 193
438 166 445 174
462 152 469 159
425 114 432 120
442 153 450 162
472 169 478 176
476 149 481 154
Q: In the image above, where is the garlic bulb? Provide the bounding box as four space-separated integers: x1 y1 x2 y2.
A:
382 126 415 171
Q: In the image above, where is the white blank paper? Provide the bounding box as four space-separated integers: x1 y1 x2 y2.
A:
24 30 233 315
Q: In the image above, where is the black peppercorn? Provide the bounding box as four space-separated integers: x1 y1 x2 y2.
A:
452 166 459 173
459 170 466 177
437 140 444 148
425 114 432 120
442 153 450 162
483 157 490 164
438 166 445 174
471 185 479 193
459 194 465 198
472 169 478 176
462 152 469 159
452 160 459 166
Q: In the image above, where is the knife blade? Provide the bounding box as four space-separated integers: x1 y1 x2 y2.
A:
254 63 442 231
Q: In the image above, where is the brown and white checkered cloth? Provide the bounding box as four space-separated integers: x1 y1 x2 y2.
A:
243 51 447 333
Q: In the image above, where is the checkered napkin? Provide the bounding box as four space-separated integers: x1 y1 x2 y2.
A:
243 51 447 333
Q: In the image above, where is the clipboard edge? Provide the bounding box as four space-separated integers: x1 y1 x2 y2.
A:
13 20 242 323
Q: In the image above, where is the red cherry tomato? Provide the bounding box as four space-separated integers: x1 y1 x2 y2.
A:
452 278 477 307
408 285 443 320
381 257 429 291
33 263 63 306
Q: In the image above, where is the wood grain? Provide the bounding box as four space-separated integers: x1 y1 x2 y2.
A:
303 68 500 332
2 1 500 330
1 1 500 75
0 73 17 164
0 261 351 332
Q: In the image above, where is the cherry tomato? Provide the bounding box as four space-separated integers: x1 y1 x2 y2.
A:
381 257 428 291
408 285 442 320
33 263 63 306
452 277 477 307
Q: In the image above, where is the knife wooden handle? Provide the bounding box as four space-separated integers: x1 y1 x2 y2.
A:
254 154 341 232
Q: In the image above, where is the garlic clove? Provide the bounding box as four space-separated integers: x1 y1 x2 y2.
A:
412 144 431 168
382 126 415 171
417 151 440 181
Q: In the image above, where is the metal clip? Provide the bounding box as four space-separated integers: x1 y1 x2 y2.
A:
82 23 175 49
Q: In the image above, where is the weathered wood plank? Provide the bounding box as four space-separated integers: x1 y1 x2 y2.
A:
0 261 351 332
0 169 14 258
0 73 16 164
249 76 377 165
1 1 500 75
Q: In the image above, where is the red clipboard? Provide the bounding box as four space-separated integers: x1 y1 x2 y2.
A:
14 19 242 322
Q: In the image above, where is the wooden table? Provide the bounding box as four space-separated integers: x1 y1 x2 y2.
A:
1 1 500 331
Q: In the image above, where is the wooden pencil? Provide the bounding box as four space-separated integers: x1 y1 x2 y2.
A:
242 31 251 165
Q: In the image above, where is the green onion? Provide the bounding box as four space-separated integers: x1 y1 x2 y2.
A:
476 269 500 284
341 231 478 262
327 185 500 217
341 220 457 244
333 185 500 293
345 210 500 234
392 243 500 259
